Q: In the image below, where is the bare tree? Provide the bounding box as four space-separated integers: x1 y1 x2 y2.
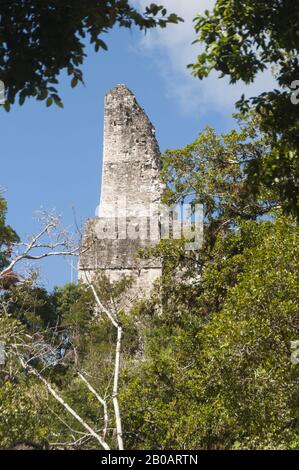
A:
17 354 110 450
0 210 80 283
1 211 128 449
88 282 124 450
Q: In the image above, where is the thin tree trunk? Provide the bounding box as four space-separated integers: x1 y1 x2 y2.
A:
77 371 109 440
113 325 124 450
19 358 110 450
89 283 124 450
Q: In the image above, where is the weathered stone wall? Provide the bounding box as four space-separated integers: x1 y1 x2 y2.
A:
99 84 163 218
78 85 163 303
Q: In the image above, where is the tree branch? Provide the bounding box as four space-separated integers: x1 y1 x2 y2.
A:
18 356 110 450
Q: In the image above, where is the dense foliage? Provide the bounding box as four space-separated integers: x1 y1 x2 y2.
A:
0 1 181 110
1 2 298 449
0 119 298 449
190 0 299 218
121 216 299 449
0 196 19 271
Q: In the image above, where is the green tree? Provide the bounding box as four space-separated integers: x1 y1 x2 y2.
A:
190 0 299 217
0 306 53 448
0 376 50 449
0 195 19 272
4 284 57 329
0 199 136 448
194 216 299 449
121 216 299 449
120 124 299 449
0 1 181 110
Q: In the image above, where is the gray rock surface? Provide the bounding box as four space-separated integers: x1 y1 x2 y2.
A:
78 85 163 305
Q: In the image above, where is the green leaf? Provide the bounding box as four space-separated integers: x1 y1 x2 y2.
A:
19 94 26 106
52 94 63 108
71 77 78 88
95 39 108 52
37 89 48 101
3 101 10 112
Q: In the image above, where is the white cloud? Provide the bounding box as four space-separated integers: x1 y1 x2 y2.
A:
132 0 276 116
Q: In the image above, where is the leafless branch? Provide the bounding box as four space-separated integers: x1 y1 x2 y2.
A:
0 211 81 281
17 354 110 450
77 371 109 440
87 281 124 450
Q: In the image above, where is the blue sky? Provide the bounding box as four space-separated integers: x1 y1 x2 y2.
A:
0 1 273 290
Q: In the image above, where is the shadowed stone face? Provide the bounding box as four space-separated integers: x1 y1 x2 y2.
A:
78 85 163 304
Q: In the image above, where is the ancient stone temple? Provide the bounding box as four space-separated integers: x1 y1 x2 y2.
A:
78 84 163 304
